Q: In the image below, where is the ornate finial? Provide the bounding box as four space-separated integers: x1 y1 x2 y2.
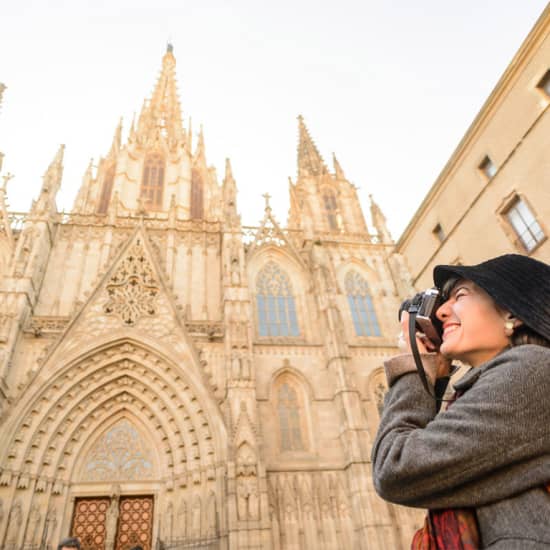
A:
262 192 272 211
1 173 14 190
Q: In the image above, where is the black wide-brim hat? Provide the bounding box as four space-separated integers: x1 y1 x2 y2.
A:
433 254 550 342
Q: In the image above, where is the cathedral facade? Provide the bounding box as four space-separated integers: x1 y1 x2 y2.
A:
0 47 421 550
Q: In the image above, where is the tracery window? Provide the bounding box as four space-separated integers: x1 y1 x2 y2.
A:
277 382 305 451
345 270 381 337
256 262 299 337
97 164 115 214
323 189 339 231
140 152 165 209
190 168 204 219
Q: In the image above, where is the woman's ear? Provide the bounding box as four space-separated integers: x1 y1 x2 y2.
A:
504 312 524 329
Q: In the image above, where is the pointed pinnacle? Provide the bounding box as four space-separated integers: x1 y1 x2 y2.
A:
297 115 326 178
224 158 234 181
332 152 345 180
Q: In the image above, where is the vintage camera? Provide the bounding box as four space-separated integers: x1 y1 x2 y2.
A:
399 288 443 347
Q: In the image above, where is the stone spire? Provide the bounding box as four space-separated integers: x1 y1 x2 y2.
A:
32 145 64 215
194 124 205 160
297 115 328 178
370 194 393 244
108 118 123 157
332 152 346 180
223 158 239 226
135 44 184 148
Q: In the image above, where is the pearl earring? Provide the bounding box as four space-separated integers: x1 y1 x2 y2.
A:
504 320 514 336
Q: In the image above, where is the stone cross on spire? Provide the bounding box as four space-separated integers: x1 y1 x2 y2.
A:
262 192 272 211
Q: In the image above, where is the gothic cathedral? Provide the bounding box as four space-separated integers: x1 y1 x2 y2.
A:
0 46 421 550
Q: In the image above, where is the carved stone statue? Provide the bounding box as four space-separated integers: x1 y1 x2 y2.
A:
177 499 187 538
6 499 22 545
105 489 120 550
26 503 41 546
237 476 259 520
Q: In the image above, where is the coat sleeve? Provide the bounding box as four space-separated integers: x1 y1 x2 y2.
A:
371 346 550 509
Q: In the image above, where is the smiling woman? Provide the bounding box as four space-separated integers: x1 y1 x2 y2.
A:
372 254 550 549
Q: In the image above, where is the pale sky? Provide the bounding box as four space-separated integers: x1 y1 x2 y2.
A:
1 1 548 239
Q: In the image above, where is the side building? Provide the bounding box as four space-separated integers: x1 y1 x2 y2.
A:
397 6 550 289
0 46 421 549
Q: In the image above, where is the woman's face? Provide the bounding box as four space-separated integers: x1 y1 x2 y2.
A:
436 279 510 367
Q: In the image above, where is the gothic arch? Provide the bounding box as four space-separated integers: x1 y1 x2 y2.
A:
140 151 165 209
75 413 160 482
320 184 341 231
269 368 315 454
248 249 312 341
336 262 383 339
0 339 227 492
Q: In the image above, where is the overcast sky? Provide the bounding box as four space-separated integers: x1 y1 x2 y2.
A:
1 1 548 239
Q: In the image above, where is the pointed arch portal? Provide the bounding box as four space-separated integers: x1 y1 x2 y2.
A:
0 339 227 549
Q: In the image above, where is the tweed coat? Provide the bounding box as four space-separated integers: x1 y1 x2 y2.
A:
372 344 550 549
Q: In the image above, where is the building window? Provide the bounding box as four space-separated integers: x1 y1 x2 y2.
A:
345 271 381 337
503 196 545 252
322 189 339 231
479 156 497 179
140 153 165 209
97 164 115 214
536 69 550 97
256 262 299 337
432 223 445 243
277 383 305 451
190 168 204 219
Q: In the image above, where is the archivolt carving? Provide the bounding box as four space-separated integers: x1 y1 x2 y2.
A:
104 238 160 325
0 342 219 487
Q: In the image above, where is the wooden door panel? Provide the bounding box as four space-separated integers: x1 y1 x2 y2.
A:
71 497 110 550
115 495 154 550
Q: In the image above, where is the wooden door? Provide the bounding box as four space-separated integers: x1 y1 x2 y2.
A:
114 495 154 550
71 497 111 550
71 495 154 550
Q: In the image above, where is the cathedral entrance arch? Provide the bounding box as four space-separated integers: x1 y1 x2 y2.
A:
0 339 228 549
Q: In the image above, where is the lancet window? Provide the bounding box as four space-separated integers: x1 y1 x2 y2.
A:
140 152 165 209
323 188 339 230
345 270 381 336
256 261 299 337
190 168 204 219
97 164 115 214
277 382 305 451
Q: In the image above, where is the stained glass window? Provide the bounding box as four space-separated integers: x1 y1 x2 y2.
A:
97 164 115 214
345 271 381 337
277 383 304 451
140 153 165 209
256 262 299 337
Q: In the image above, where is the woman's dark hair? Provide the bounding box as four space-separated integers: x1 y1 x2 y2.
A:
440 276 550 349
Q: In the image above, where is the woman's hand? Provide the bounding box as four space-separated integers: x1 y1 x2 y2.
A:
399 311 452 378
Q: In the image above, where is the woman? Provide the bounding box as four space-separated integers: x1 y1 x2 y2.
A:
372 254 550 549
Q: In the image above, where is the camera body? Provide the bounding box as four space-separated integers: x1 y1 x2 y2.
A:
399 288 443 346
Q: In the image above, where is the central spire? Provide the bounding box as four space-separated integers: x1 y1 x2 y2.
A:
136 45 185 148
297 115 327 178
